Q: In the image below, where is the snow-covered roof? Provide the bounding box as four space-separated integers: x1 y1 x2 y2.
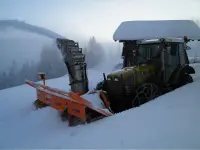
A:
113 20 200 41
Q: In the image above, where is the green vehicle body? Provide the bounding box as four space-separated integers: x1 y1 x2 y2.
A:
96 38 195 113
107 64 156 87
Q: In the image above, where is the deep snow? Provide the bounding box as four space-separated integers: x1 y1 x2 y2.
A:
0 62 200 148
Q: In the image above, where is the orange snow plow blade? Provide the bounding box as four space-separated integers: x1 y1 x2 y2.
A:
25 80 113 126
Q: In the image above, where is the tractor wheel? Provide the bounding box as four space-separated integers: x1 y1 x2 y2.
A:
177 74 193 87
183 74 193 84
132 83 160 107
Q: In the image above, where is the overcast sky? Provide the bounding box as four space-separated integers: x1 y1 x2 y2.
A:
0 0 200 41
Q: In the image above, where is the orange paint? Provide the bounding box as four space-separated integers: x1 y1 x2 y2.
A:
25 80 113 126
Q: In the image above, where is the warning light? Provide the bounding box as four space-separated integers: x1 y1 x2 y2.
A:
184 36 189 42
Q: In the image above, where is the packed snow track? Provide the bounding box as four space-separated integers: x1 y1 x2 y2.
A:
0 63 200 149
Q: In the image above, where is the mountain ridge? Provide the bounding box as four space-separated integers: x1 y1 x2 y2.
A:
0 19 65 39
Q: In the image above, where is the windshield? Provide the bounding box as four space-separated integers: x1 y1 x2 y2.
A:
137 43 163 64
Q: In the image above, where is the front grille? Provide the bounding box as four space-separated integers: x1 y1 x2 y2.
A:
106 80 123 96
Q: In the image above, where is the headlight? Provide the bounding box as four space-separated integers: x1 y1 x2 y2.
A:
107 77 111 81
114 78 119 81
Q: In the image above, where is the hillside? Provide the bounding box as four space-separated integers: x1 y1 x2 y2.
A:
0 20 64 39
0 20 65 72
0 63 200 149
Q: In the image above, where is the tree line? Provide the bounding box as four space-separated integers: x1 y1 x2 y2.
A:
0 36 108 90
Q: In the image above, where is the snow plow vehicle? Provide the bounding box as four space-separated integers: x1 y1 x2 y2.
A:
25 20 200 126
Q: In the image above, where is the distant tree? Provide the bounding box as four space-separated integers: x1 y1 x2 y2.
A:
37 43 66 79
18 60 38 82
6 60 18 87
84 36 106 68
0 72 6 90
0 42 68 90
28 60 38 81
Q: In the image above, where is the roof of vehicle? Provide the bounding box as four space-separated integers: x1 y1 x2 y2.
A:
113 20 200 41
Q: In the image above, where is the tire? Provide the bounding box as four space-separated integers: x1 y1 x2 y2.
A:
132 83 160 107
180 74 193 86
175 74 193 89
184 74 193 84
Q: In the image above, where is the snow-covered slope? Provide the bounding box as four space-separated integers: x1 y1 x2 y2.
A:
0 64 200 149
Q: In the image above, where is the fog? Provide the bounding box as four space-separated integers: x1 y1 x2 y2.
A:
0 20 123 73
0 20 123 90
0 19 199 90
0 0 199 74
0 20 199 73
0 28 54 72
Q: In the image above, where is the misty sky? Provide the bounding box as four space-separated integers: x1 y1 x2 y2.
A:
1 0 200 42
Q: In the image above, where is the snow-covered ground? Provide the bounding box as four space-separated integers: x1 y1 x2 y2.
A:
0 62 200 149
